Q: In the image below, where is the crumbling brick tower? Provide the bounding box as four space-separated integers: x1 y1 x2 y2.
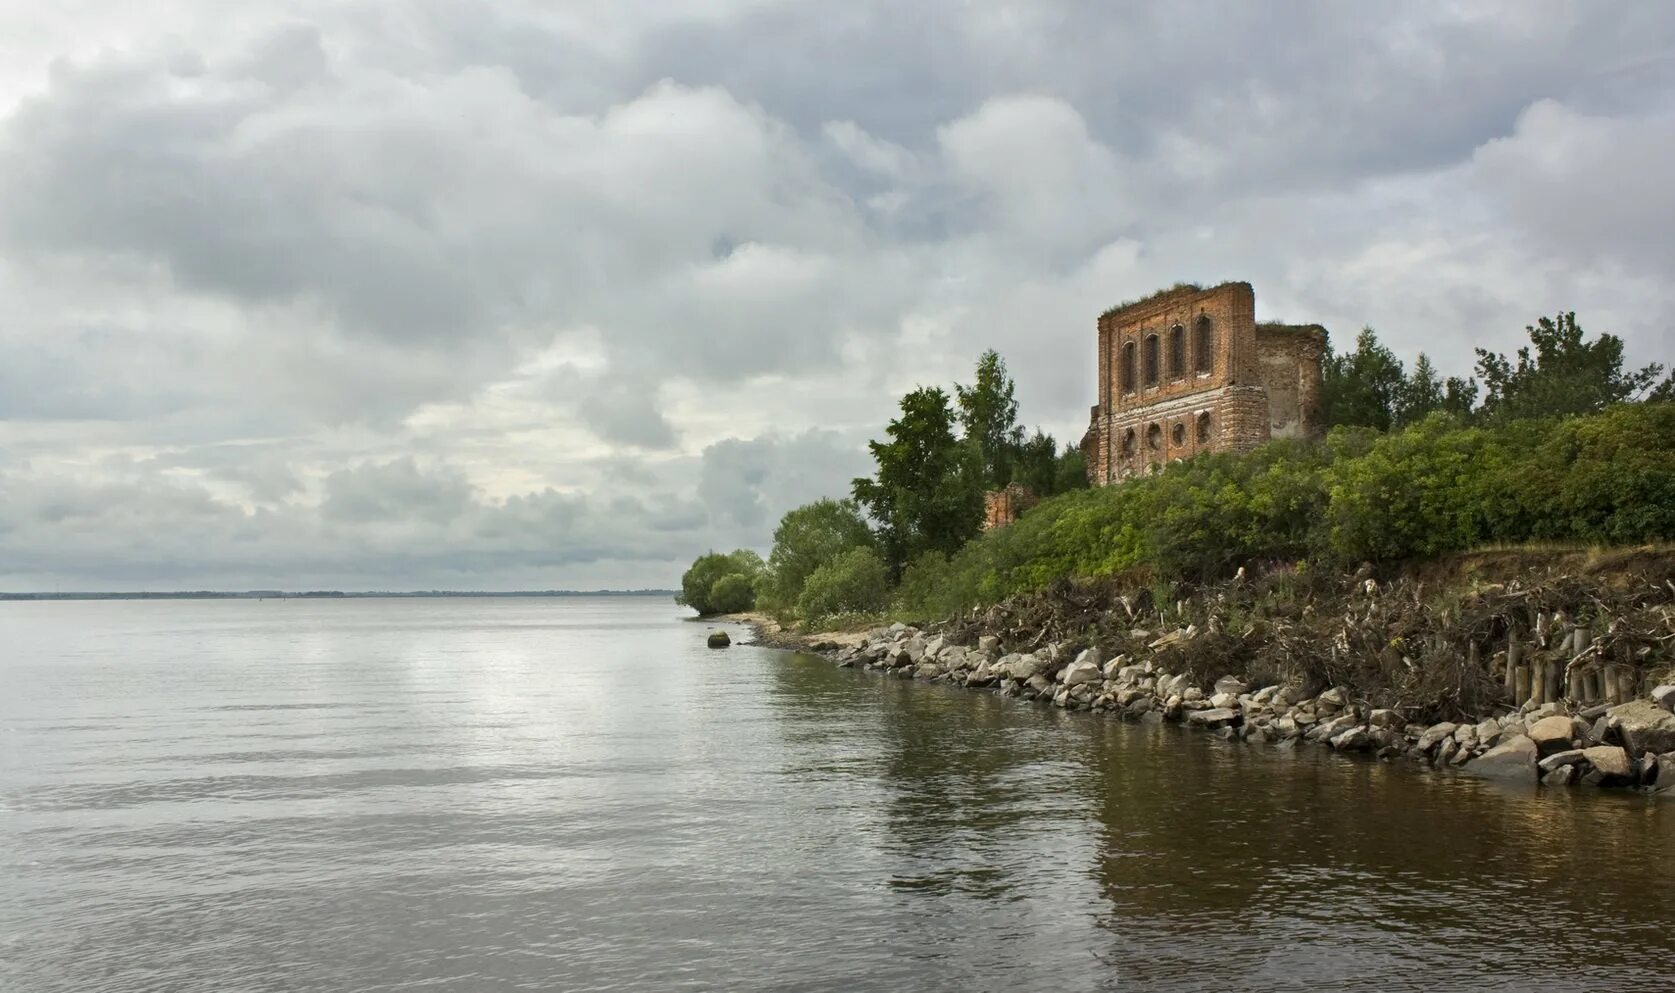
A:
1080 282 1326 485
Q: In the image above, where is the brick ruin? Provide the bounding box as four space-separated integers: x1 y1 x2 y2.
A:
1079 282 1326 485
982 483 1038 531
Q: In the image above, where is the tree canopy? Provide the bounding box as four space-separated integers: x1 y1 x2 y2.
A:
851 386 985 575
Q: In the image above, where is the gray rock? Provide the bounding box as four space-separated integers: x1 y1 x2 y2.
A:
706 630 731 648
1653 753 1675 792
977 635 1001 657
1209 691 1240 709
1437 738 1459 765
1453 724 1479 747
1368 709 1403 729
1607 700 1675 756
1274 716 1300 739
1652 685 1675 714
923 635 947 660
1331 727 1373 752
1025 674 1052 696
1415 723 1459 754
1475 719 1502 747
1526 715 1576 757
1063 660 1102 687
1073 646 1104 670
1214 676 1250 698
1186 707 1240 728
1183 687 1205 703
1318 686 1349 709
1538 749 1588 773
1582 745 1634 785
1542 765 1578 787
1464 734 1539 782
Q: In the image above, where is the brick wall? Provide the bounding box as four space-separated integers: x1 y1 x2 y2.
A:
1083 283 1327 486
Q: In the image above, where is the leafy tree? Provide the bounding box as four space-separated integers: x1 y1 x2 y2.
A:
852 386 985 576
1475 312 1665 421
760 498 874 614
1054 446 1090 493
674 549 763 616
1012 429 1060 496
1321 328 1406 431
707 573 756 614
796 546 889 626
955 350 1025 489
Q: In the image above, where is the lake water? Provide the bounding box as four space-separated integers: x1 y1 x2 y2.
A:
2 596 1672 992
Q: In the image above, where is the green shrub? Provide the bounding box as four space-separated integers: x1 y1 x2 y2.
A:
759 499 874 617
675 549 763 616
707 573 756 614
797 547 889 627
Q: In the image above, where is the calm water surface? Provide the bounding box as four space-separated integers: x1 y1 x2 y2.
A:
2 597 1672 992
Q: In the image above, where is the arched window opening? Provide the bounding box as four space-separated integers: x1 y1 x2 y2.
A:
1168 325 1185 379
1143 334 1160 386
1145 423 1162 451
1120 428 1136 456
1120 341 1136 394
1194 316 1213 374
1171 422 1186 447
1196 412 1212 443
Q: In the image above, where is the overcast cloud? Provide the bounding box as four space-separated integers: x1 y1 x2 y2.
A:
1 1 1671 590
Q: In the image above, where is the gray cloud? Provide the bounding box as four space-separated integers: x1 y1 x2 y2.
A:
1 1 1672 589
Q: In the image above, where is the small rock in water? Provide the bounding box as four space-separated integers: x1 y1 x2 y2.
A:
707 630 731 649
1652 685 1675 714
1542 765 1578 787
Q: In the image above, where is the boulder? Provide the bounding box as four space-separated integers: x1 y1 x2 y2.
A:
1538 749 1587 774
1542 765 1578 787
1062 660 1102 687
1464 734 1539 782
1475 719 1502 747
1368 709 1403 729
1186 707 1240 728
1318 686 1349 709
977 635 1001 657
999 654 1041 681
706 630 731 649
902 635 928 663
1209 692 1240 709
1582 746 1635 785
1331 727 1373 752
1214 676 1250 698
1652 685 1675 714
1025 674 1052 696
1414 723 1459 754
1653 753 1675 792
1526 715 1577 757
1607 700 1675 756
1073 646 1104 671
1437 738 1459 765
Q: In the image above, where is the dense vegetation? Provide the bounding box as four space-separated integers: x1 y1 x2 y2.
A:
674 549 764 616
678 311 1673 627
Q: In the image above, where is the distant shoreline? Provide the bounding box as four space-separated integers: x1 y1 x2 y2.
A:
0 590 676 602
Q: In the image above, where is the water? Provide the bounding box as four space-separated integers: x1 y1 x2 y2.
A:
2 597 1672 993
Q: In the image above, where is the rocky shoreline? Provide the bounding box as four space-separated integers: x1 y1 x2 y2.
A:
742 617 1675 798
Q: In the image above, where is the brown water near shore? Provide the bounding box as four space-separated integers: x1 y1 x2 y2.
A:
4 598 1672 992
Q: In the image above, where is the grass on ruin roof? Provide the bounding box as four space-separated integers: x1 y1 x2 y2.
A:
1100 282 1213 319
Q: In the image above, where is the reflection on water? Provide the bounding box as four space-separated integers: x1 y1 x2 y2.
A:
2 599 1671 993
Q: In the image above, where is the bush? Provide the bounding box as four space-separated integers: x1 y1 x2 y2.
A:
890 404 1675 618
797 547 889 627
675 549 763 616
707 573 756 614
759 499 874 617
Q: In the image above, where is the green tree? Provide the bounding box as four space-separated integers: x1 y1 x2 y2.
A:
1012 429 1060 496
761 498 874 614
1321 328 1406 431
852 386 985 576
707 573 756 614
796 546 890 626
1475 312 1665 421
955 350 1025 489
674 549 763 616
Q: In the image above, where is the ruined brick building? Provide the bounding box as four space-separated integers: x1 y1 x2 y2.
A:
1080 282 1327 485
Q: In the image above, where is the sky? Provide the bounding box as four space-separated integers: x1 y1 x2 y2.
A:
0 1 1672 591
